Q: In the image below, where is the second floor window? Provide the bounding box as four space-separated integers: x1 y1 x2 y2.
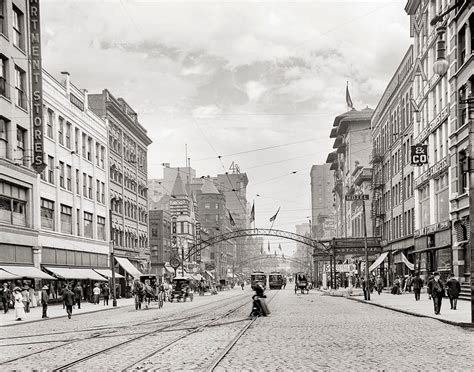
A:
0 56 8 98
14 66 26 109
41 198 54 230
12 6 24 50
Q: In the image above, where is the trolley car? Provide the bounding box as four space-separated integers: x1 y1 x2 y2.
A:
268 272 283 290
250 271 267 290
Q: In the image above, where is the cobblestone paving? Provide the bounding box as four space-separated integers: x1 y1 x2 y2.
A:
217 289 474 371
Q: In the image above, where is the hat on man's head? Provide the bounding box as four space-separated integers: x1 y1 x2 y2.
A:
433 271 440 276
42 285 48 290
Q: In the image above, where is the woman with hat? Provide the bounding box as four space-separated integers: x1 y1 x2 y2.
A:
13 287 25 321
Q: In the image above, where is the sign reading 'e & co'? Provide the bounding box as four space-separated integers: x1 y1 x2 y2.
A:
29 0 46 173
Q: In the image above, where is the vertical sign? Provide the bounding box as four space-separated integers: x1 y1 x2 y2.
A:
29 0 45 173
171 217 178 254
195 221 201 263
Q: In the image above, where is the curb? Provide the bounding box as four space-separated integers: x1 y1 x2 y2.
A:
0 302 133 328
345 297 474 328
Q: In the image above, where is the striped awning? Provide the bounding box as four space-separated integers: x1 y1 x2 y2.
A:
1 265 56 280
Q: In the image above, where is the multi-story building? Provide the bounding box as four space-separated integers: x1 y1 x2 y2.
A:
310 164 335 239
88 90 152 277
0 0 41 271
36 71 110 282
405 0 452 279
370 46 415 282
149 209 172 278
448 0 473 283
326 107 374 239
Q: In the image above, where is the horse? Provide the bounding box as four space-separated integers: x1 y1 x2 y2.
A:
131 280 145 310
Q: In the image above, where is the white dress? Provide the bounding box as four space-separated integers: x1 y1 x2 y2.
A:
14 293 26 319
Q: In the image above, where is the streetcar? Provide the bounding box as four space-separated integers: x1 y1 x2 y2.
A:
169 277 194 302
250 271 267 290
268 272 283 290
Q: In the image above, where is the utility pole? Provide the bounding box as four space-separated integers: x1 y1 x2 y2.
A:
362 199 370 301
109 209 117 307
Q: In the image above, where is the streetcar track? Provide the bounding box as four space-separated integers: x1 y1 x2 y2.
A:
0 293 249 366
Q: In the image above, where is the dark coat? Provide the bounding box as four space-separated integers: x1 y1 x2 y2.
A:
446 278 461 298
102 286 110 296
41 290 48 304
427 278 433 295
431 279 445 298
412 276 423 290
74 286 83 299
62 289 75 306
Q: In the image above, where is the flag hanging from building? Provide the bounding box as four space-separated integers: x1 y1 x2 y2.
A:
278 243 282 251
346 81 354 109
228 210 235 226
250 202 255 223
267 241 270 253
269 207 280 222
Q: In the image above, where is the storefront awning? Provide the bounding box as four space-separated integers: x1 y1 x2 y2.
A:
0 269 21 280
369 252 389 272
43 267 107 281
1 265 56 280
94 269 124 279
205 270 214 279
115 256 144 279
400 252 415 271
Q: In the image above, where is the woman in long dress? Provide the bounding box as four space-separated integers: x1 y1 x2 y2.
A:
13 288 25 321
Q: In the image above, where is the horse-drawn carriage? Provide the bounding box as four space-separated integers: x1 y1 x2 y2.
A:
295 273 310 294
169 277 194 302
131 275 158 310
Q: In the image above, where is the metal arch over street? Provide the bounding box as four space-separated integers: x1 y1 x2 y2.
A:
185 228 328 261
237 254 308 267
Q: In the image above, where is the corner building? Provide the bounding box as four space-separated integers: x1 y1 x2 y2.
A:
88 90 152 280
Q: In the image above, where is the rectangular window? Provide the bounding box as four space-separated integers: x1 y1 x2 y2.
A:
12 6 24 50
204 203 210 209
0 0 6 36
60 204 72 234
66 165 72 191
76 208 81 236
87 137 92 161
0 118 8 158
16 125 26 165
75 128 79 153
84 212 93 238
14 66 26 109
83 172 87 196
82 133 86 158
41 198 54 230
59 161 65 188
48 156 54 184
76 169 80 194
419 185 430 228
96 179 100 201
65 122 72 149
100 146 105 168
88 176 93 199
58 117 64 145
97 216 106 240
0 55 8 98
0 182 27 227
47 110 54 138
459 151 469 193
101 182 105 203
95 143 100 166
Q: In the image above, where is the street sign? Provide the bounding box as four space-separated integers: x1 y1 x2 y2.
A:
169 256 181 269
345 194 369 201
411 144 428 166
323 264 356 272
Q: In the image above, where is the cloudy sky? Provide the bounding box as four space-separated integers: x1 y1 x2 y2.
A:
41 0 410 256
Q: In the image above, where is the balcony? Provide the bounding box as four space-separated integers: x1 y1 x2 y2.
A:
373 174 385 189
354 167 373 186
370 150 383 164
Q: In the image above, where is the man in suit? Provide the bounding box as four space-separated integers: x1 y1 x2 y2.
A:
431 272 445 315
63 285 75 319
41 285 49 318
412 272 423 301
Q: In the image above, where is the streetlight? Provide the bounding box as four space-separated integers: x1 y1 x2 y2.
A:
433 25 449 76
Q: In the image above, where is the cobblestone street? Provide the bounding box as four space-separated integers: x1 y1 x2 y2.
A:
1 288 472 371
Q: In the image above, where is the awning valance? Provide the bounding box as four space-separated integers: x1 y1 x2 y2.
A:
205 270 214 279
400 252 415 271
369 252 389 272
115 256 144 279
43 267 107 281
1 265 56 280
93 269 125 279
0 269 21 280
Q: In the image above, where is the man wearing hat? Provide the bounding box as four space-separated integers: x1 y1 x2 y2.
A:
1 283 11 314
41 285 49 318
431 272 445 315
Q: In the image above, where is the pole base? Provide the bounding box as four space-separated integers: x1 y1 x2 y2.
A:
113 300 117 307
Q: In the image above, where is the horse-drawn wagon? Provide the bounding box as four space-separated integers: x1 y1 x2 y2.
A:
294 273 309 294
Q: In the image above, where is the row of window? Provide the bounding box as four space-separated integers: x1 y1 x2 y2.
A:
418 174 449 228
45 109 106 168
0 1 25 50
109 124 147 170
111 228 148 249
0 56 27 109
110 166 148 197
40 197 106 240
40 155 106 204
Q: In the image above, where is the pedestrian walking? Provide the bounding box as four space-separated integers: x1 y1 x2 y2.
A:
431 272 444 315
445 273 461 310
375 275 383 295
41 285 49 318
62 285 75 319
361 277 369 300
412 272 423 301
1 283 11 314
103 284 110 306
93 284 101 304
74 283 83 309
241 281 244 290
29 285 37 308
21 285 30 313
13 287 25 321
427 273 434 300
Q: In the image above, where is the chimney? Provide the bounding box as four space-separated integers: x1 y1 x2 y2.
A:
61 71 71 97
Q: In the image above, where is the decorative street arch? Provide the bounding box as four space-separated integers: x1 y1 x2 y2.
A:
237 254 307 267
184 228 328 261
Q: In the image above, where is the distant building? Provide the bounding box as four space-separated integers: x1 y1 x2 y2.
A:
149 209 172 278
310 164 335 238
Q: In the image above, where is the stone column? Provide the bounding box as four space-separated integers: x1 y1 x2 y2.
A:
465 21 471 58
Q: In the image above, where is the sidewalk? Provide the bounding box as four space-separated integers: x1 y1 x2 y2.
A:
0 298 136 327
347 291 472 327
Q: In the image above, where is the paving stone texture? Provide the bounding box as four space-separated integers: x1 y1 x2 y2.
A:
0 287 472 371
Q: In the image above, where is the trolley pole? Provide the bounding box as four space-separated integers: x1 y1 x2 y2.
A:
362 199 370 301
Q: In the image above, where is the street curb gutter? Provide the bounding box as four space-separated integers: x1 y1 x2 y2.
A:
0 303 130 328
346 297 474 328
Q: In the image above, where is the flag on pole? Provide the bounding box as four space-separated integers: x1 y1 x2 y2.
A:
228 210 235 226
346 81 354 109
269 207 280 222
278 243 282 251
267 241 270 253
282 253 285 259
250 202 255 223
